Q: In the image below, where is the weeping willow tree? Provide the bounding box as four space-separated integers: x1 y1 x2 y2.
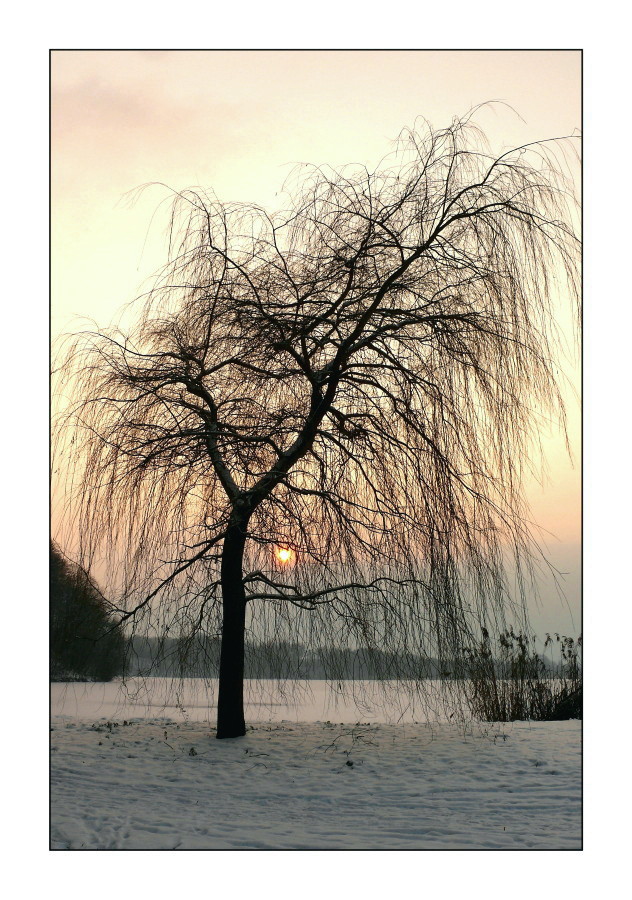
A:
53 113 579 738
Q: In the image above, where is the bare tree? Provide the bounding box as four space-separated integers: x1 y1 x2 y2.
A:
53 113 579 738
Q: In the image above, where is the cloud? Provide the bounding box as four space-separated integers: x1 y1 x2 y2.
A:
51 53 250 194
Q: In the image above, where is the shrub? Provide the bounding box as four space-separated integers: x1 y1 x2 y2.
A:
463 629 582 722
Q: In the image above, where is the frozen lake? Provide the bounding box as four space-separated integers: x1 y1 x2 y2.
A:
51 676 461 725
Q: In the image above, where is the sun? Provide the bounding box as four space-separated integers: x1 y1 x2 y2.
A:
275 546 295 564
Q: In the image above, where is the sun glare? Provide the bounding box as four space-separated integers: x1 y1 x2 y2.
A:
275 547 294 564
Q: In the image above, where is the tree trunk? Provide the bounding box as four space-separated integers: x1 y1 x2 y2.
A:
216 519 248 738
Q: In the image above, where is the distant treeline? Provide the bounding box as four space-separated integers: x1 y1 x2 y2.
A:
126 635 557 681
50 539 570 686
126 635 444 680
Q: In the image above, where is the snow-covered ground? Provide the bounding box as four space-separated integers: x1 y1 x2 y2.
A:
51 678 581 850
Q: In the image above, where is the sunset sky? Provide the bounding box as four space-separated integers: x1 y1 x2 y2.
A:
51 50 581 633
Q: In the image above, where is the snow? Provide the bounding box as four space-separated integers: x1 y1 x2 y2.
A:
51 678 581 850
